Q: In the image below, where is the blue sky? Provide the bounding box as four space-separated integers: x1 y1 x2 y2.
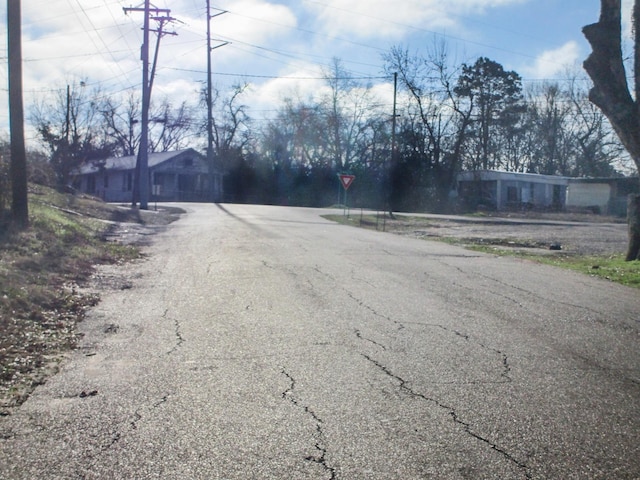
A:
0 0 633 143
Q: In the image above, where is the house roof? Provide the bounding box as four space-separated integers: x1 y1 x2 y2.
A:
457 170 639 187
75 148 205 175
457 170 570 185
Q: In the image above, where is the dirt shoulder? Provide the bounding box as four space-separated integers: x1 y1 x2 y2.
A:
0 189 182 415
391 213 628 256
343 210 629 256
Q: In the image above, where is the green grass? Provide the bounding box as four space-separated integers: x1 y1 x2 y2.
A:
508 251 640 287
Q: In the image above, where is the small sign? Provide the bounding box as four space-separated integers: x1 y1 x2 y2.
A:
339 174 355 190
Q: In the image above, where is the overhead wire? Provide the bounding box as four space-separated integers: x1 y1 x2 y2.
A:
1 1 605 132
66 0 133 89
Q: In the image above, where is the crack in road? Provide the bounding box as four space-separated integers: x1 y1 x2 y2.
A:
102 393 169 454
153 395 169 408
361 353 531 479
437 258 615 323
354 328 387 351
429 264 638 384
163 309 184 355
101 431 121 452
345 290 405 331
281 369 336 480
431 261 526 310
346 289 511 383
130 411 142 430
439 325 512 383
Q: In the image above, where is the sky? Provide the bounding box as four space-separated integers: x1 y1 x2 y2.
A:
0 0 634 148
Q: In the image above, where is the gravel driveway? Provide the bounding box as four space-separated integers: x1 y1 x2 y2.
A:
386 213 629 256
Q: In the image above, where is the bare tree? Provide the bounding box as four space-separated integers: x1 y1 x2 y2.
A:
102 93 196 156
31 81 112 188
524 82 573 174
583 0 640 259
100 91 140 157
566 75 623 177
384 43 472 211
149 99 195 153
320 58 376 172
203 83 251 172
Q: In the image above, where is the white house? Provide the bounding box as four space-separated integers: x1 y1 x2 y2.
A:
566 176 639 215
457 170 639 215
457 170 569 211
72 149 223 203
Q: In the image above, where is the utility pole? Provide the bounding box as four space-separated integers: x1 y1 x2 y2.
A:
65 85 71 144
387 72 398 221
124 2 176 210
206 1 227 202
7 0 29 227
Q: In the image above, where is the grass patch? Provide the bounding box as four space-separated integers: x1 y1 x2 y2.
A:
517 252 640 287
324 212 427 231
469 244 640 287
0 185 173 412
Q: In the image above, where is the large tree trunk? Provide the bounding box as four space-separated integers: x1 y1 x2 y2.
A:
626 194 640 260
583 0 640 260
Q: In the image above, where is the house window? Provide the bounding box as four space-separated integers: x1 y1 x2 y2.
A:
87 175 96 194
507 186 518 202
103 174 109 189
183 158 193 167
123 172 133 191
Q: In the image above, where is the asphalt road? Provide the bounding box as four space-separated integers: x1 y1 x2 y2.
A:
1 203 639 479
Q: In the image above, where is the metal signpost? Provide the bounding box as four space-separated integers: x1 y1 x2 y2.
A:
338 174 355 215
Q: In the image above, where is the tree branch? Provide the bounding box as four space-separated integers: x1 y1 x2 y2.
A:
583 0 640 165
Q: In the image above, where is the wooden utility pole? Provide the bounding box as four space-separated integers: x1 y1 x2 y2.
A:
139 0 151 210
206 1 227 202
7 0 29 227
388 72 398 221
124 2 175 210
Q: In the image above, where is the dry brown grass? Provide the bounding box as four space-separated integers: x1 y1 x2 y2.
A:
0 186 180 414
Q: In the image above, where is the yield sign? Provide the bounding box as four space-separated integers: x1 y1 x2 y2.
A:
338 174 355 190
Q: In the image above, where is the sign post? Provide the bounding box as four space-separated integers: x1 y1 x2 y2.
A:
338 174 355 214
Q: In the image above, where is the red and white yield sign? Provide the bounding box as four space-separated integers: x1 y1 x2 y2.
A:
338 174 356 190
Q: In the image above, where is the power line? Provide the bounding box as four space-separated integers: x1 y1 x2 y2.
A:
67 0 132 89
165 66 389 81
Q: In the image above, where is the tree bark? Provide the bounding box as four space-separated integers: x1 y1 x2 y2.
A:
583 1 640 164
626 194 640 260
583 0 640 260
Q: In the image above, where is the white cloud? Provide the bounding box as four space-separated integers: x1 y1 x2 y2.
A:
523 41 581 79
0 0 604 147
246 65 327 114
304 0 526 39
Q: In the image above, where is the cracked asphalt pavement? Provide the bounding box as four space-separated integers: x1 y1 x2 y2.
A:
1 203 639 479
